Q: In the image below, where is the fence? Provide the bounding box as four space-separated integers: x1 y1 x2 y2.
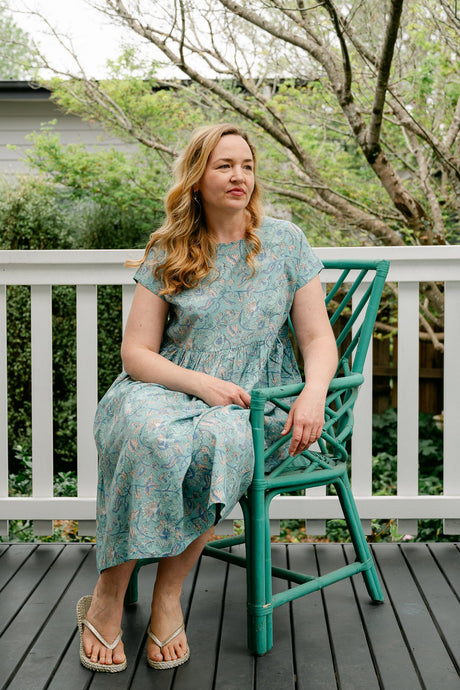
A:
1 246 459 538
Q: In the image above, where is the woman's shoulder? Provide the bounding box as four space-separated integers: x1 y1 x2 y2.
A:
259 216 310 247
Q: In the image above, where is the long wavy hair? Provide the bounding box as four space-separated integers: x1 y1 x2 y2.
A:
128 123 264 296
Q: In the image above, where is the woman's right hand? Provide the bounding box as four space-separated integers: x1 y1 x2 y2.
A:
196 374 251 409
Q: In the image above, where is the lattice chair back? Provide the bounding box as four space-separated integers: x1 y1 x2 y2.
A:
313 259 389 466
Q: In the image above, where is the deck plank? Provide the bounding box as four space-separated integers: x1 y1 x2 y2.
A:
0 544 37 591
0 542 459 690
171 553 228 690
255 544 296 690
289 543 337 690
345 544 422 690
0 544 83 689
428 542 460 594
374 543 460 690
213 544 255 690
5 545 92 690
0 543 56 638
401 543 460 673
315 544 380 690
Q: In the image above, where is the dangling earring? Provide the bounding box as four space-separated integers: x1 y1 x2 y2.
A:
193 190 201 209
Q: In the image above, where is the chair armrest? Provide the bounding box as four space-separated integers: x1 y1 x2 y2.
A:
250 373 364 407
249 373 365 473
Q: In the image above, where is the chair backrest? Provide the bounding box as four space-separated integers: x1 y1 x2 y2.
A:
322 259 390 377
316 259 390 460
256 259 390 475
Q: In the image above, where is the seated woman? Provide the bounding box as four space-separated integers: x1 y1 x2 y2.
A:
76 122 338 672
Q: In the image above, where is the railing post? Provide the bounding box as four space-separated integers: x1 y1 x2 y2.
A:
443 281 460 535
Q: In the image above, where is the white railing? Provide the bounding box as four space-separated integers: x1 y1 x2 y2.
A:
1 246 459 538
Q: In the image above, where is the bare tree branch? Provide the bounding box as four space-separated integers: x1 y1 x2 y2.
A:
366 0 404 152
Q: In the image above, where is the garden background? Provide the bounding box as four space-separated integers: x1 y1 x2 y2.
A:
1 0 458 543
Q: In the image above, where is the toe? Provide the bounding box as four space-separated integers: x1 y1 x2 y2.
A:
112 643 126 665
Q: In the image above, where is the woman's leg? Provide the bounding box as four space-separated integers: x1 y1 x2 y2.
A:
82 559 137 666
148 527 213 663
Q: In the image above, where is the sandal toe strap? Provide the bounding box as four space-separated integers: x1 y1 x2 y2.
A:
148 623 185 649
83 618 122 651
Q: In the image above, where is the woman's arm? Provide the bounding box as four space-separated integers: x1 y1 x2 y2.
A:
282 275 338 456
121 283 251 408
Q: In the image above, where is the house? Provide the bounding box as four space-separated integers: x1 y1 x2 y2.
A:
0 80 137 175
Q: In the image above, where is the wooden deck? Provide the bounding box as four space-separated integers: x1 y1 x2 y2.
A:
0 542 459 689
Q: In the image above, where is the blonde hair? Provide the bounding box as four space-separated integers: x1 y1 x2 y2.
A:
129 123 263 295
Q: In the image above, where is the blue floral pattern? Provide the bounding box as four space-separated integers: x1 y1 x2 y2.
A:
94 217 322 571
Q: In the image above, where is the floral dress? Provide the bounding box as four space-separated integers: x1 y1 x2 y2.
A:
94 217 322 571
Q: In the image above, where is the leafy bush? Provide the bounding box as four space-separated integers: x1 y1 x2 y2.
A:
1 174 146 479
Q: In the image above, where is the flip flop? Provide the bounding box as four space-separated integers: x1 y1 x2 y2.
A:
76 595 127 673
147 623 190 670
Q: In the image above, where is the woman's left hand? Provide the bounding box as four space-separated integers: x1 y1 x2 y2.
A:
280 386 327 457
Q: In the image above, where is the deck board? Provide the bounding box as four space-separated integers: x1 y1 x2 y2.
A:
0 542 458 690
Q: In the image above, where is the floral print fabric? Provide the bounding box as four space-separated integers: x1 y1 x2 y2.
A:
94 217 322 571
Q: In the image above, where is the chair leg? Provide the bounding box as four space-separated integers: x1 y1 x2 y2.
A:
245 488 273 655
334 474 384 603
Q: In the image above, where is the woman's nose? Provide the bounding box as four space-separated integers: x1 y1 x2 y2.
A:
230 167 244 181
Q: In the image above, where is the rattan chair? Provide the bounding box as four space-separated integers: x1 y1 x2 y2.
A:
125 258 389 655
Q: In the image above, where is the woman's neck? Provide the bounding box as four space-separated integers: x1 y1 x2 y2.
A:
205 211 247 244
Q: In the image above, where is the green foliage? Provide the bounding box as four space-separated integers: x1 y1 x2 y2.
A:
0 176 72 250
0 175 129 479
0 1 38 79
25 131 165 249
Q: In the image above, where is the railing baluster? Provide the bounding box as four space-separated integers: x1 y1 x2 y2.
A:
351 282 373 535
122 284 136 335
31 285 54 536
76 285 98 535
305 278 329 536
396 282 420 536
443 280 460 535
0 285 8 536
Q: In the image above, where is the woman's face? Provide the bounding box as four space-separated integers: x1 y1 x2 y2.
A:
196 134 255 218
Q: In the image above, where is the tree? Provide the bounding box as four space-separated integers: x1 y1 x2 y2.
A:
38 0 459 247
17 0 460 344
0 1 37 78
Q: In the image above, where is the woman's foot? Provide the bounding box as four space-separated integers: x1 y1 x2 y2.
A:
81 591 126 667
147 591 188 664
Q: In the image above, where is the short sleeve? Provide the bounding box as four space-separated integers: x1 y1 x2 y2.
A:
289 222 323 291
133 246 168 299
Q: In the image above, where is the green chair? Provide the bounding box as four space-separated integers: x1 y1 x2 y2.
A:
125 258 389 655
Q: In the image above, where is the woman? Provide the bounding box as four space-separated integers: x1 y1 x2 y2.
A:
77 123 338 672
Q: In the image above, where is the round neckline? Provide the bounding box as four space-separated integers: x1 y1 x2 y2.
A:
215 238 246 249
216 238 244 245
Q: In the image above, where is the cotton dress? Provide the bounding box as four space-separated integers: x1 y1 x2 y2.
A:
94 217 322 572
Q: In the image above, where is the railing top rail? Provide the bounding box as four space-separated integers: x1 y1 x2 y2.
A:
0 246 459 285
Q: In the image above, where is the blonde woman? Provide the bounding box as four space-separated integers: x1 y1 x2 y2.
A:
77 123 338 672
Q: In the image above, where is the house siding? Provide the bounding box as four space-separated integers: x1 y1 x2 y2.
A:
0 87 138 174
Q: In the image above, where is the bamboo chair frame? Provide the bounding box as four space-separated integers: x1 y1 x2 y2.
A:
125 258 390 655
